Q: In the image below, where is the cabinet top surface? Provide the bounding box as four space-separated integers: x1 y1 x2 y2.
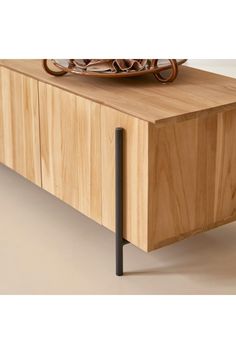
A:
1 59 236 125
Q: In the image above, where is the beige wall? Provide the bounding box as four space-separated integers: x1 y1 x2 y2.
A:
185 59 236 78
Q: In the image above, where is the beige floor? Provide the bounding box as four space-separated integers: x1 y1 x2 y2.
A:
1 164 236 294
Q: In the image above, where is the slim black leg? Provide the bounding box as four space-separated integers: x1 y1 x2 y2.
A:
115 127 124 276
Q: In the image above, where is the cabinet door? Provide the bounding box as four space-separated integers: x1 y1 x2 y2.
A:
0 67 41 186
39 82 101 223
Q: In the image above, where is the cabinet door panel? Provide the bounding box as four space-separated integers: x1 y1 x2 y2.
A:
0 67 41 185
39 83 101 222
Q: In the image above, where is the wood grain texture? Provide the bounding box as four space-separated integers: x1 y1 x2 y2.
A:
0 67 41 186
39 82 102 223
101 106 149 251
148 109 236 251
1 60 236 126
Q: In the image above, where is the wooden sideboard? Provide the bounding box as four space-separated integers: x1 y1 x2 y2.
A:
1 60 236 274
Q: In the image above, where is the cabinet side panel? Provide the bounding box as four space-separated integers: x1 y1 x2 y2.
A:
148 110 236 251
0 67 41 186
39 82 102 223
213 110 236 222
101 106 149 251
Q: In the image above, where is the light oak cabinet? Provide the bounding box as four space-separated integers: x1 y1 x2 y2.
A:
1 60 236 263
0 67 41 186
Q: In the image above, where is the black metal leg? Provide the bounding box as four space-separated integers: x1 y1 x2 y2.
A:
115 127 125 276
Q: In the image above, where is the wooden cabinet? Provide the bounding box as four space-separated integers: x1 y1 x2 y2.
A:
0 67 41 186
1 60 236 255
38 82 102 223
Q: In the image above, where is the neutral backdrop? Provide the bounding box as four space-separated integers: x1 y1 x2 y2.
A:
1 60 236 295
186 59 236 77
